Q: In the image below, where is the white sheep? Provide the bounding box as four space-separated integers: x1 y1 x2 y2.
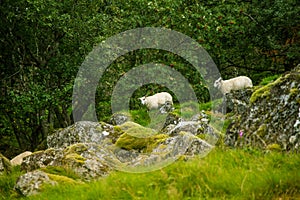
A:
214 76 253 94
139 92 173 110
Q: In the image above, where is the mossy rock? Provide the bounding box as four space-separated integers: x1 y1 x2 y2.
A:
197 134 206 140
64 143 88 155
266 143 282 152
256 124 267 137
63 144 88 166
64 153 86 164
115 133 168 152
118 121 143 131
40 166 81 180
47 173 80 185
251 70 300 103
115 121 169 151
250 76 283 103
289 88 299 98
117 121 156 137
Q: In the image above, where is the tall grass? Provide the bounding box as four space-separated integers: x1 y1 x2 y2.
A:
0 166 23 200
6 148 297 200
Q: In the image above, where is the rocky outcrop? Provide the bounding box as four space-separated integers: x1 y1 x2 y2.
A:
225 88 253 114
47 121 116 149
14 110 218 196
226 66 300 151
21 143 114 181
14 170 56 196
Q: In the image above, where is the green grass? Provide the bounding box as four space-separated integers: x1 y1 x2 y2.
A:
2 148 299 200
130 100 223 128
130 109 150 126
0 166 23 199
259 74 281 86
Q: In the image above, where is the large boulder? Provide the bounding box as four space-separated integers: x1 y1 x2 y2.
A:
226 65 300 151
14 170 56 196
21 144 114 181
113 132 213 172
167 112 219 144
153 131 212 158
21 149 65 172
47 121 117 149
169 121 206 136
115 121 168 152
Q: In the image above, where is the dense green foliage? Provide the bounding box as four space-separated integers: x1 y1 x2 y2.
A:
1 148 299 199
0 0 299 157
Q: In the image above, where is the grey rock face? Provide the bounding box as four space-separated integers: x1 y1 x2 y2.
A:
159 101 174 114
226 66 300 151
225 88 253 114
14 170 56 196
21 149 64 172
110 113 132 125
169 121 205 136
163 112 181 128
168 112 219 144
47 121 115 149
153 132 212 158
21 144 113 181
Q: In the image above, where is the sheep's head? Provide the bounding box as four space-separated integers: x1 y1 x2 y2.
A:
139 96 146 105
214 78 222 88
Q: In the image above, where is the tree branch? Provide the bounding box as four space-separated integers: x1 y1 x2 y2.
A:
242 12 268 32
224 59 278 72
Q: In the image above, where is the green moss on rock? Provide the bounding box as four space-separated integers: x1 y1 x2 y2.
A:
47 173 80 185
118 121 156 137
289 88 299 98
40 166 81 180
116 133 168 152
256 124 267 137
114 122 157 148
250 77 282 103
62 144 88 167
64 143 88 155
64 153 86 164
266 143 282 152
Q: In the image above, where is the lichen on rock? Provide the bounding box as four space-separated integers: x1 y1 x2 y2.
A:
110 112 132 125
226 65 300 151
47 121 115 149
115 122 168 152
14 170 56 196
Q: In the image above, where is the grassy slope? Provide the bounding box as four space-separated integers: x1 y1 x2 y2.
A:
1 148 298 200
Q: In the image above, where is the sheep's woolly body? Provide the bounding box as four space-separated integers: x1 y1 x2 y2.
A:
139 92 173 110
214 76 253 94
